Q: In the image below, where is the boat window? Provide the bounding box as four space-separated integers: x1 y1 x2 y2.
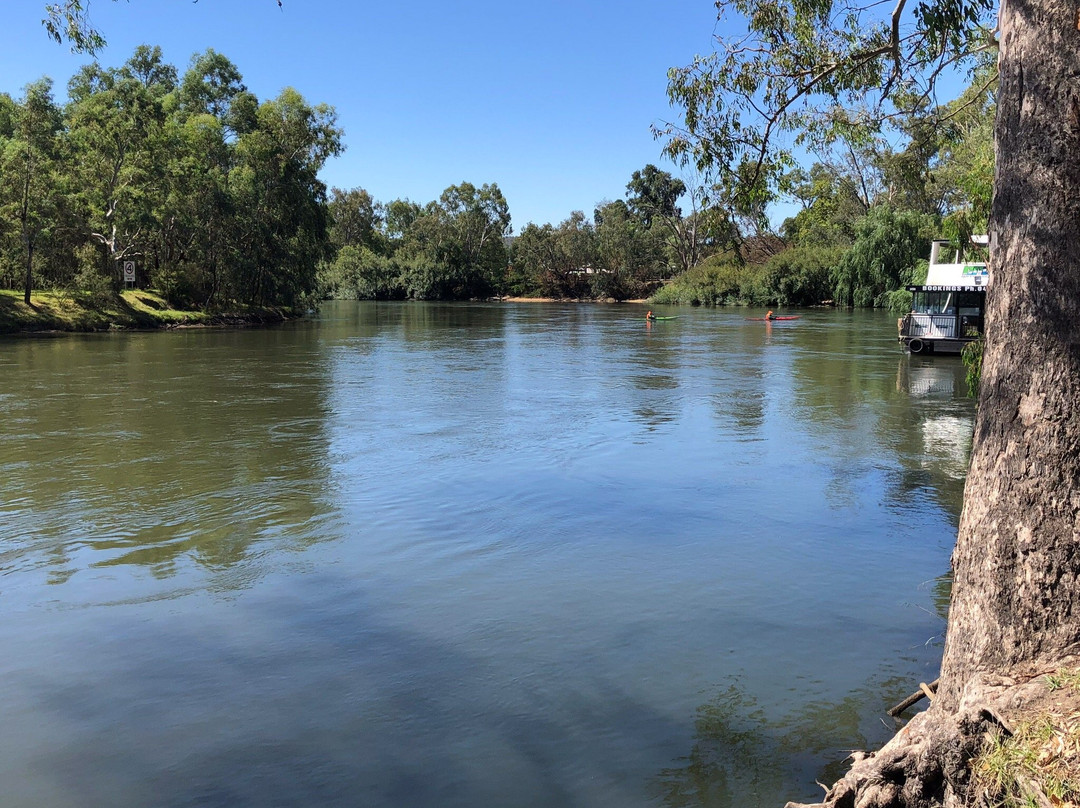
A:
913 291 955 315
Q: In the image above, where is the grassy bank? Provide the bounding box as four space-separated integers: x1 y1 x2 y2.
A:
0 290 295 335
970 669 1080 808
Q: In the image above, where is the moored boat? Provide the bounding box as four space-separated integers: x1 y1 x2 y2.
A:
898 237 989 355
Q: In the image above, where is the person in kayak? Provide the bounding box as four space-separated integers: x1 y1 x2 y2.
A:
646 310 655 321
765 310 775 320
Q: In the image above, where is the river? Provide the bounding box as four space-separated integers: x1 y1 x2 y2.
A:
0 301 974 807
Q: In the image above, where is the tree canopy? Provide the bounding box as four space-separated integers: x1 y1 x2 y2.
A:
0 47 340 308
657 0 998 215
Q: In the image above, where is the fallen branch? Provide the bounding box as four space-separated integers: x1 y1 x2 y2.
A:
887 678 940 717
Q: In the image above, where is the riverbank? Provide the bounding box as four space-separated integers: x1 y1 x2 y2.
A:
791 659 1080 808
0 289 296 335
498 296 649 304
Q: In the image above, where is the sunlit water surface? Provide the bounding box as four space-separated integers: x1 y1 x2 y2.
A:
0 302 974 807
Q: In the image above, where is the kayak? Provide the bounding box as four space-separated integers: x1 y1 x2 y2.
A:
746 316 800 321
646 316 678 321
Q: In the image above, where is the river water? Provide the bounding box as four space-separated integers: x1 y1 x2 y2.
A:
0 301 974 807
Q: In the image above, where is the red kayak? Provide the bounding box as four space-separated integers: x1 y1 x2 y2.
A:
746 316 801 321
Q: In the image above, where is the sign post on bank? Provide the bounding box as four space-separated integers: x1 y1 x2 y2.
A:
123 260 136 288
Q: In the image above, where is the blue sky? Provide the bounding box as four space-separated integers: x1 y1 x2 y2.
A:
2 0 721 230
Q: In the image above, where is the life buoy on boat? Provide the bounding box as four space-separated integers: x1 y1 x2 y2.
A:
908 337 926 354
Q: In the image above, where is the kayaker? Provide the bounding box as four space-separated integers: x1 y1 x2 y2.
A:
646 310 654 321
765 310 774 320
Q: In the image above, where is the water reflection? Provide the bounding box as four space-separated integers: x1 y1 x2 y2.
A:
888 358 973 521
0 304 973 808
653 677 912 808
0 329 335 594
930 571 953 622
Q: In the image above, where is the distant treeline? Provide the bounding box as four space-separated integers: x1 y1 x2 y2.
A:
0 47 994 310
319 164 729 302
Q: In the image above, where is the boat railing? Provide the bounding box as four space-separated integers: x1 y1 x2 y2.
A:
903 313 958 339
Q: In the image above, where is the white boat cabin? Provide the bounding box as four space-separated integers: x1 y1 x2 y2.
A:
898 236 989 355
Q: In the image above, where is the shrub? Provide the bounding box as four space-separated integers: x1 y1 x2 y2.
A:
650 255 745 306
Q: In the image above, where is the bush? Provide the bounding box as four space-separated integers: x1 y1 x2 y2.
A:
756 245 843 306
650 255 745 306
73 261 116 308
319 245 404 299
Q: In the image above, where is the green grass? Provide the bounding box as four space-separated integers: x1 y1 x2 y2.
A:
970 671 1080 808
1046 670 1080 693
973 716 1080 808
0 289 292 334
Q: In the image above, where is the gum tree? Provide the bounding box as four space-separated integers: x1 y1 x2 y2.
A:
65 58 167 283
0 79 64 303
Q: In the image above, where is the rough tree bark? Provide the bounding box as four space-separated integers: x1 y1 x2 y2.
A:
937 0 1080 707
789 0 1080 805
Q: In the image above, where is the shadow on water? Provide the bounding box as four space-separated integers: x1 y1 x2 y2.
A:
651 676 919 808
9 580 697 808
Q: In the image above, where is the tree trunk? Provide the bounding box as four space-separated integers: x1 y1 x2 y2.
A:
23 239 33 306
937 0 1080 709
787 5 1080 806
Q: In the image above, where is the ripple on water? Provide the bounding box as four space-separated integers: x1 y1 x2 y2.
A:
0 304 969 808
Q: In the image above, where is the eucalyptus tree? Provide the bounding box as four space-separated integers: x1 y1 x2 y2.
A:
928 68 996 239
43 1 282 53
663 0 1080 802
625 164 720 275
0 79 64 303
153 110 233 304
121 44 177 98
594 199 665 298
65 55 168 284
396 182 510 299
328 187 383 253
381 198 422 249
176 49 258 140
229 87 342 305
939 0 1080 726
43 0 108 53
320 188 394 300
438 181 511 293
626 165 685 230
512 212 597 298
510 223 559 297
869 66 995 224
555 210 599 286
781 162 869 248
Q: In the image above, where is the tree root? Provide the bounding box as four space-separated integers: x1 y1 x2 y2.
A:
783 707 972 808
785 671 1059 808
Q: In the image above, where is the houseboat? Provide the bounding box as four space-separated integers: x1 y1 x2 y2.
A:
898 236 989 355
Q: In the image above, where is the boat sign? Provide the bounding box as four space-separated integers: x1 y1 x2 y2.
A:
907 285 988 293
